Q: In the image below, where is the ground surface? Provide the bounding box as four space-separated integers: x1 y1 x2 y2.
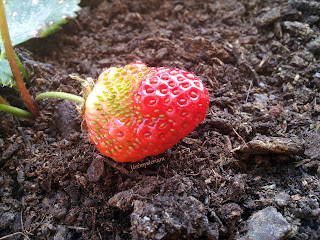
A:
1 0 320 239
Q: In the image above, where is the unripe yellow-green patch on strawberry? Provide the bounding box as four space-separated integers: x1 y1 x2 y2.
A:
85 62 209 162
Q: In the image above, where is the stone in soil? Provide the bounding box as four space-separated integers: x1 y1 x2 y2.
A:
237 206 291 240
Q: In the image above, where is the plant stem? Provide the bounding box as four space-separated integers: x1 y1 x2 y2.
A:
0 51 5 59
0 51 30 85
0 95 9 105
0 0 39 116
0 103 34 118
35 92 85 104
15 52 30 85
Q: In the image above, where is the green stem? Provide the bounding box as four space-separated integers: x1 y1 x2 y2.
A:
0 51 30 85
0 0 39 116
0 103 34 118
0 51 5 59
15 52 30 85
35 92 85 104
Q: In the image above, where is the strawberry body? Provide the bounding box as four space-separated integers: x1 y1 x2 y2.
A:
85 62 209 162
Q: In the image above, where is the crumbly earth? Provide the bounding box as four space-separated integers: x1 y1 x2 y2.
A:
0 0 319 239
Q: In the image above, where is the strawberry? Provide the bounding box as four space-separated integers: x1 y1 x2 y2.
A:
85 62 209 162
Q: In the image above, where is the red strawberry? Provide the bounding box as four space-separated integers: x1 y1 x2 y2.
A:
85 62 209 162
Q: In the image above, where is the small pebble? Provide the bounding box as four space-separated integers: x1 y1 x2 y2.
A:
282 21 313 36
274 192 290 207
237 207 291 240
54 226 69 240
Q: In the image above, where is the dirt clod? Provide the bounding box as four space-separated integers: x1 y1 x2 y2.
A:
238 206 292 240
239 135 305 159
128 175 219 240
87 155 105 182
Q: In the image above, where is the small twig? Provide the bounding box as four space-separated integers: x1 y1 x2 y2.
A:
20 211 26 234
67 226 89 231
0 232 30 240
15 49 52 67
258 54 270 68
97 227 103 240
231 146 241 153
232 128 247 145
245 79 253 103
207 77 216 89
299 167 312 178
201 138 209 148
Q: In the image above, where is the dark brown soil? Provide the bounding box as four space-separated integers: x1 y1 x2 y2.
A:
1 0 320 239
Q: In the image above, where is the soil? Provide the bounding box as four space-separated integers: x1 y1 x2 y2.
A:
1 0 320 239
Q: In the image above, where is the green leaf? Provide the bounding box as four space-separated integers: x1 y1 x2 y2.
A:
0 58 15 87
1 0 81 48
